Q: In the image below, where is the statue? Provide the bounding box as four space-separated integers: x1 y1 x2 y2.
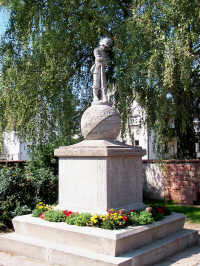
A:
90 37 113 103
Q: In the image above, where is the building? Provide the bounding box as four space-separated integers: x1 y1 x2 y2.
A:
1 131 30 160
126 101 200 159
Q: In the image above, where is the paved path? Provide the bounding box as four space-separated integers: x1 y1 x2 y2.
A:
0 222 200 266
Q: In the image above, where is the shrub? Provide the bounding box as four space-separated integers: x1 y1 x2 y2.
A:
0 164 58 227
0 166 34 227
24 165 58 205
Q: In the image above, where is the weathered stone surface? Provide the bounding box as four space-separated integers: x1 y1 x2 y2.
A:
12 213 186 257
54 140 146 157
81 104 121 140
91 37 113 103
0 213 198 266
54 140 146 214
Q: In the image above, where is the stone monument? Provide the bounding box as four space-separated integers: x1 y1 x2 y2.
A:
54 37 146 213
0 37 197 266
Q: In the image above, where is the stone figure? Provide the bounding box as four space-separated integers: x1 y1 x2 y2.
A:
90 37 112 103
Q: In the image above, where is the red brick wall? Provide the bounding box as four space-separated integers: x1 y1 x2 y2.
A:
143 160 200 205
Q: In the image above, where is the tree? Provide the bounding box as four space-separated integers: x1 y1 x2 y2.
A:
0 0 199 159
125 0 200 158
0 0 132 146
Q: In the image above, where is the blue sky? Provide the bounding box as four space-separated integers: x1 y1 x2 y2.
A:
0 8 9 37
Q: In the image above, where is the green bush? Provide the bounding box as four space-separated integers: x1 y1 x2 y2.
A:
0 164 58 227
24 165 58 205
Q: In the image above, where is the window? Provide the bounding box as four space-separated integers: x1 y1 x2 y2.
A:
135 140 139 146
129 115 141 126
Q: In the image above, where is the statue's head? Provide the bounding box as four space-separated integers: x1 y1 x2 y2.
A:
99 37 113 50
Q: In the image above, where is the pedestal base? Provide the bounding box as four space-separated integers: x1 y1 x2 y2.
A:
54 140 146 213
0 213 198 266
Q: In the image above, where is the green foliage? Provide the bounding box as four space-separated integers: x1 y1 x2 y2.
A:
127 0 200 158
32 208 43 218
44 210 66 222
0 0 132 146
0 165 58 227
11 203 32 217
72 213 92 227
32 202 53 217
32 206 173 229
24 165 58 205
0 166 32 226
65 213 80 225
0 0 198 158
145 199 200 224
129 211 154 225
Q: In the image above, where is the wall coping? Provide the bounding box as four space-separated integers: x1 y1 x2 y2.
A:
143 159 200 164
0 160 26 164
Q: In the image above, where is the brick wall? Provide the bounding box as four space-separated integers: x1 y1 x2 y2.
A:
143 160 200 205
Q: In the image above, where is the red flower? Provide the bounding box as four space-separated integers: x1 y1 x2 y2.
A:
66 211 73 216
157 207 164 214
122 216 128 222
129 209 135 213
40 214 45 219
117 209 125 215
63 210 73 216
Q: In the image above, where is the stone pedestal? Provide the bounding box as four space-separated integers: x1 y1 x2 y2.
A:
0 213 198 266
54 140 146 213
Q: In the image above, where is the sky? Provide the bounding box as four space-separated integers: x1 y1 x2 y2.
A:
0 7 9 37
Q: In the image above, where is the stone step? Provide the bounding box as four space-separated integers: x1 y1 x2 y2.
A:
0 229 198 266
13 213 185 256
0 251 54 266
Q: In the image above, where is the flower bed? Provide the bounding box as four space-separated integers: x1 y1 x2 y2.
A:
32 202 171 230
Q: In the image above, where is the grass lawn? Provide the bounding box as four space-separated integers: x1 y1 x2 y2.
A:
144 199 200 224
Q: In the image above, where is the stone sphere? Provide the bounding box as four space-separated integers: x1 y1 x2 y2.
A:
81 103 121 140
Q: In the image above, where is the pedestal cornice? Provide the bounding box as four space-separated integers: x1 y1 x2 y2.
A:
54 140 146 158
